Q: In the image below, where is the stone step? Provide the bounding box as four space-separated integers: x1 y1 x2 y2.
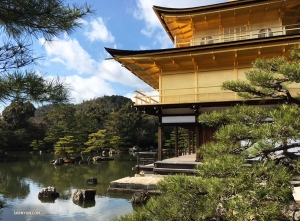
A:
153 168 197 175
107 176 164 194
291 181 300 186
154 161 200 169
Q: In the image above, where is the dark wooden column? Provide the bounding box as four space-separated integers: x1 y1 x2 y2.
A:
188 130 191 155
195 124 200 162
175 126 178 157
158 125 163 161
192 132 195 153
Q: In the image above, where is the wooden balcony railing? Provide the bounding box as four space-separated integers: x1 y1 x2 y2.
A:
134 87 300 105
135 87 238 105
175 23 300 48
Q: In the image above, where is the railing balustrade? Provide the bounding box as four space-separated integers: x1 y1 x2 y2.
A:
134 87 300 105
135 86 237 105
175 24 300 47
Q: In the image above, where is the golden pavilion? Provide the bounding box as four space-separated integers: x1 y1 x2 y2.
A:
105 0 300 161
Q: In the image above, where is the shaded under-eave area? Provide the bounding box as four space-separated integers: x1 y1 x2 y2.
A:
134 98 285 115
139 99 284 146
134 98 285 162
105 34 300 90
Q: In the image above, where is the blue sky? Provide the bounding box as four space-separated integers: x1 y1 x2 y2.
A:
35 0 225 105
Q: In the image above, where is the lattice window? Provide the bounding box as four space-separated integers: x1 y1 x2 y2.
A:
258 28 273 38
224 26 247 42
200 36 214 45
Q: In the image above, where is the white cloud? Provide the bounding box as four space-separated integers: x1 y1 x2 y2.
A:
40 37 96 74
65 74 115 103
77 18 88 26
40 36 149 104
155 32 174 49
124 92 136 102
84 17 115 43
141 28 154 38
98 59 145 87
133 0 160 30
139 45 149 50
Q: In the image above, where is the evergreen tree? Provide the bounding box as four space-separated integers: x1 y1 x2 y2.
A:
222 44 300 105
0 0 93 104
44 105 97 149
84 129 109 152
164 127 189 150
44 105 77 144
105 102 158 147
2 101 36 129
109 135 123 151
30 140 46 152
54 135 78 154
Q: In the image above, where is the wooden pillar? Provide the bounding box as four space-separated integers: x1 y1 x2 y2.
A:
175 126 178 157
195 124 200 162
188 130 191 155
158 125 163 161
192 132 195 153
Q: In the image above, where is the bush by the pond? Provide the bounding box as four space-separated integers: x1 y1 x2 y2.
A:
0 199 6 208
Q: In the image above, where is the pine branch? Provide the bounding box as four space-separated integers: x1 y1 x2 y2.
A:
0 0 93 39
261 142 300 155
0 40 40 73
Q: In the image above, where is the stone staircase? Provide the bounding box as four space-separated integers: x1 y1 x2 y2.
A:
153 161 201 175
132 153 202 175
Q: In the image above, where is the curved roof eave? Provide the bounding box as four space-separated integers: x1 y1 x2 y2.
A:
104 34 300 58
152 0 268 14
152 0 270 43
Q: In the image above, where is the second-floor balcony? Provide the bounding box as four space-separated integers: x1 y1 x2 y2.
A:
135 87 240 106
134 87 300 106
175 24 300 48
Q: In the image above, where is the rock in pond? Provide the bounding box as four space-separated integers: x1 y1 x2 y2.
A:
52 158 64 165
92 156 102 162
38 186 59 199
92 156 113 162
86 177 97 185
72 189 96 201
131 191 149 204
0 149 7 159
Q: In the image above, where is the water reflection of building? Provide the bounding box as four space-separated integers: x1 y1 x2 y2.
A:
105 0 300 161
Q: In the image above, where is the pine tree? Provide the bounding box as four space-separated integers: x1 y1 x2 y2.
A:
55 135 78 154
84 130 109 152
0 0 93 104
222 44 300 105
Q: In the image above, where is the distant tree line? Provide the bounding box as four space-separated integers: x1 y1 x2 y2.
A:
0 95 190 154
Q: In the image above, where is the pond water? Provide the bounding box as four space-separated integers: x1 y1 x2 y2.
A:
0 152 138 221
